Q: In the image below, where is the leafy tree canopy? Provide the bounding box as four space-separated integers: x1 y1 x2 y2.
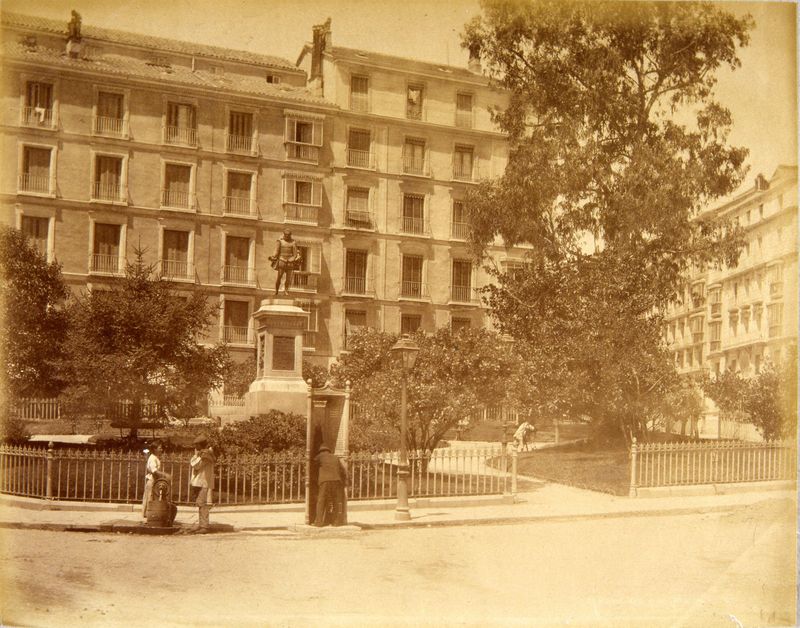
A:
330 327 521 454
59 251 230 435
0 226 68 399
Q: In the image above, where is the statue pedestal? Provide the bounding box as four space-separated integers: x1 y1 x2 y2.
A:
245 298 309 417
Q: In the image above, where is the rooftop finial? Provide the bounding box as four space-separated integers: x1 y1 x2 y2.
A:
67 10 82 42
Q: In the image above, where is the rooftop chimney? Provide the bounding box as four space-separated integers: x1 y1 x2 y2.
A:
66 9 83 58
310 18 332 96
467 40 482 74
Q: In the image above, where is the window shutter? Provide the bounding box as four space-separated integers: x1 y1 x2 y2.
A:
312 181 322 207
310 243 321 274
284 118 292 142
313 120 323 147
283 178 292 203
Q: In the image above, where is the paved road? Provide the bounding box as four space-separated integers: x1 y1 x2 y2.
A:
1 497 794 627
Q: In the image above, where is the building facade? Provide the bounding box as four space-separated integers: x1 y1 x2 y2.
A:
663 166 798 378
1 12 520 384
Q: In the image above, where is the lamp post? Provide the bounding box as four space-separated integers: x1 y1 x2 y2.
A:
391 334 419 521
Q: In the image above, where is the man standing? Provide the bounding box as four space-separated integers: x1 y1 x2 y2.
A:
314 446 348 527
513 421 536 452
269 229 301 296
190 436 216 533
142 441 164 520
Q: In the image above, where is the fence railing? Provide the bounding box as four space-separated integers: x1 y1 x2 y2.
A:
0 444 511 506
10 398 61 421
629 438 795 495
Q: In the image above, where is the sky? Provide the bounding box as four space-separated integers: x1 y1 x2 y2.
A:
4 0 796 192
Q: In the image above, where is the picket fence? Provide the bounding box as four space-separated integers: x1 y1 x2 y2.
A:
629 438 795 495
0 444 509 506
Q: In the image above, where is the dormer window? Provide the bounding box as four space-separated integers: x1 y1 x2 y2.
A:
406 84 424 120
266 74 281 84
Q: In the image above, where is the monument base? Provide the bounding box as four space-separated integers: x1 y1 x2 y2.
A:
245 377 308 416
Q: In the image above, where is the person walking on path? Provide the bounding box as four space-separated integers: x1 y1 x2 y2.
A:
314 446 348 527
269 229 301 296
513 421 536 452
189 437 216 533
142 441 165 520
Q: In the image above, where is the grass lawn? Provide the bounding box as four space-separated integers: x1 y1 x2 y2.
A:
516 441 631 496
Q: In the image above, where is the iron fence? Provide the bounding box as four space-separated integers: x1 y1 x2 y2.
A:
0 444 510 506
630 438 796 495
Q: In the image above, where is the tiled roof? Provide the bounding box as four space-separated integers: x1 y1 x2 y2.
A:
1 11 302 72
3 41 332 107
326 46 486 83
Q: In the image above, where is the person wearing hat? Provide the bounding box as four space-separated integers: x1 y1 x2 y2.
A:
142 441 166 521
268 228 301 296
313 445 348 527
189 436 216 532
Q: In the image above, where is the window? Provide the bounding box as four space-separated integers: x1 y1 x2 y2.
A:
224 171 254 216
403 138 426 175
19 146 52 194
266 74 281 84
347 128 372 168
452 260 473 302
401 314 421 335
165 102 197 146
285 115 322 163
290 244 321 292
223 235 252 285
91 223 122 273
768 303 783 338
406 84 424 120
740 305 751 331
345 187 372 228
223 300 250 344
451 200 468 239
93 155 124 202
350 75 369 112
227 111 253 152
453 145 474 181
768 264 783 298
753 303 763 329
162 163 193 209
23 81 54 127
456 93 473 128
21 215 49 259
344 250 369 295
161 229 191 279
344 310 367 349
297 300 319 348
94 91 125 136
401 255 425 298
709 321 721 352
402 194 425 234
282 175 322 224
452 317 471 333
708 286 722 317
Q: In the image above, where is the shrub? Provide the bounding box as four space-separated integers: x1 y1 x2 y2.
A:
210 411 306 455
1 416 30 444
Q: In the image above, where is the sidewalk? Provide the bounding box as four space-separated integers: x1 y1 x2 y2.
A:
0 477 794 534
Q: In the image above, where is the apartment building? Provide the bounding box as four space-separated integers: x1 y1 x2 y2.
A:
663 166 798 378
1 12 519 373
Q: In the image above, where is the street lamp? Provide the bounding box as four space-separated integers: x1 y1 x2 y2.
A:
391 334 419 521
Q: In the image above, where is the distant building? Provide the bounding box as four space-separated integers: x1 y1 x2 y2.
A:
1 12 523 386
662 166 797 380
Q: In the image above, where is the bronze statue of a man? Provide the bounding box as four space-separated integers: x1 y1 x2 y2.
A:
269 229 301 296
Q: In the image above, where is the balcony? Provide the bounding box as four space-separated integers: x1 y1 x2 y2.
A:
451 222 469 240
346 148 375 169
400 281 429 300
709 340 721 352
160 259 192 280
286 142 319 163
284 203 318 225
692 332 704 343
343 276 372 296
350 94 369 113
92 182 126 203
289 272 319 292
455 110 473 129
710 302 722 317
402 156 430 177
400 216 428 236
18 174 51 194
302 331 317 349
223 196 254 217
453 163 474 182
769 282 783 298
93 116 126 137
223 325 252 345
451 285 479 304
161 189 195 210
164 125 197 147
22 106 54 128
769 323 782 338
344 210 375 230
227 134 253 153
90 254 121 274
222 265 255 286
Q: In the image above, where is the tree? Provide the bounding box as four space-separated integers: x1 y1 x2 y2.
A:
330 327 521 455
0 226 68 399
59 251 230 436
461 1 753 440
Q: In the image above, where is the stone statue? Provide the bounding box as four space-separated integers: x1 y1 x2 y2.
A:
67 10 82 41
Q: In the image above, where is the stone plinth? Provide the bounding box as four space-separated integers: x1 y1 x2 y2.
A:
245 298 309 417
